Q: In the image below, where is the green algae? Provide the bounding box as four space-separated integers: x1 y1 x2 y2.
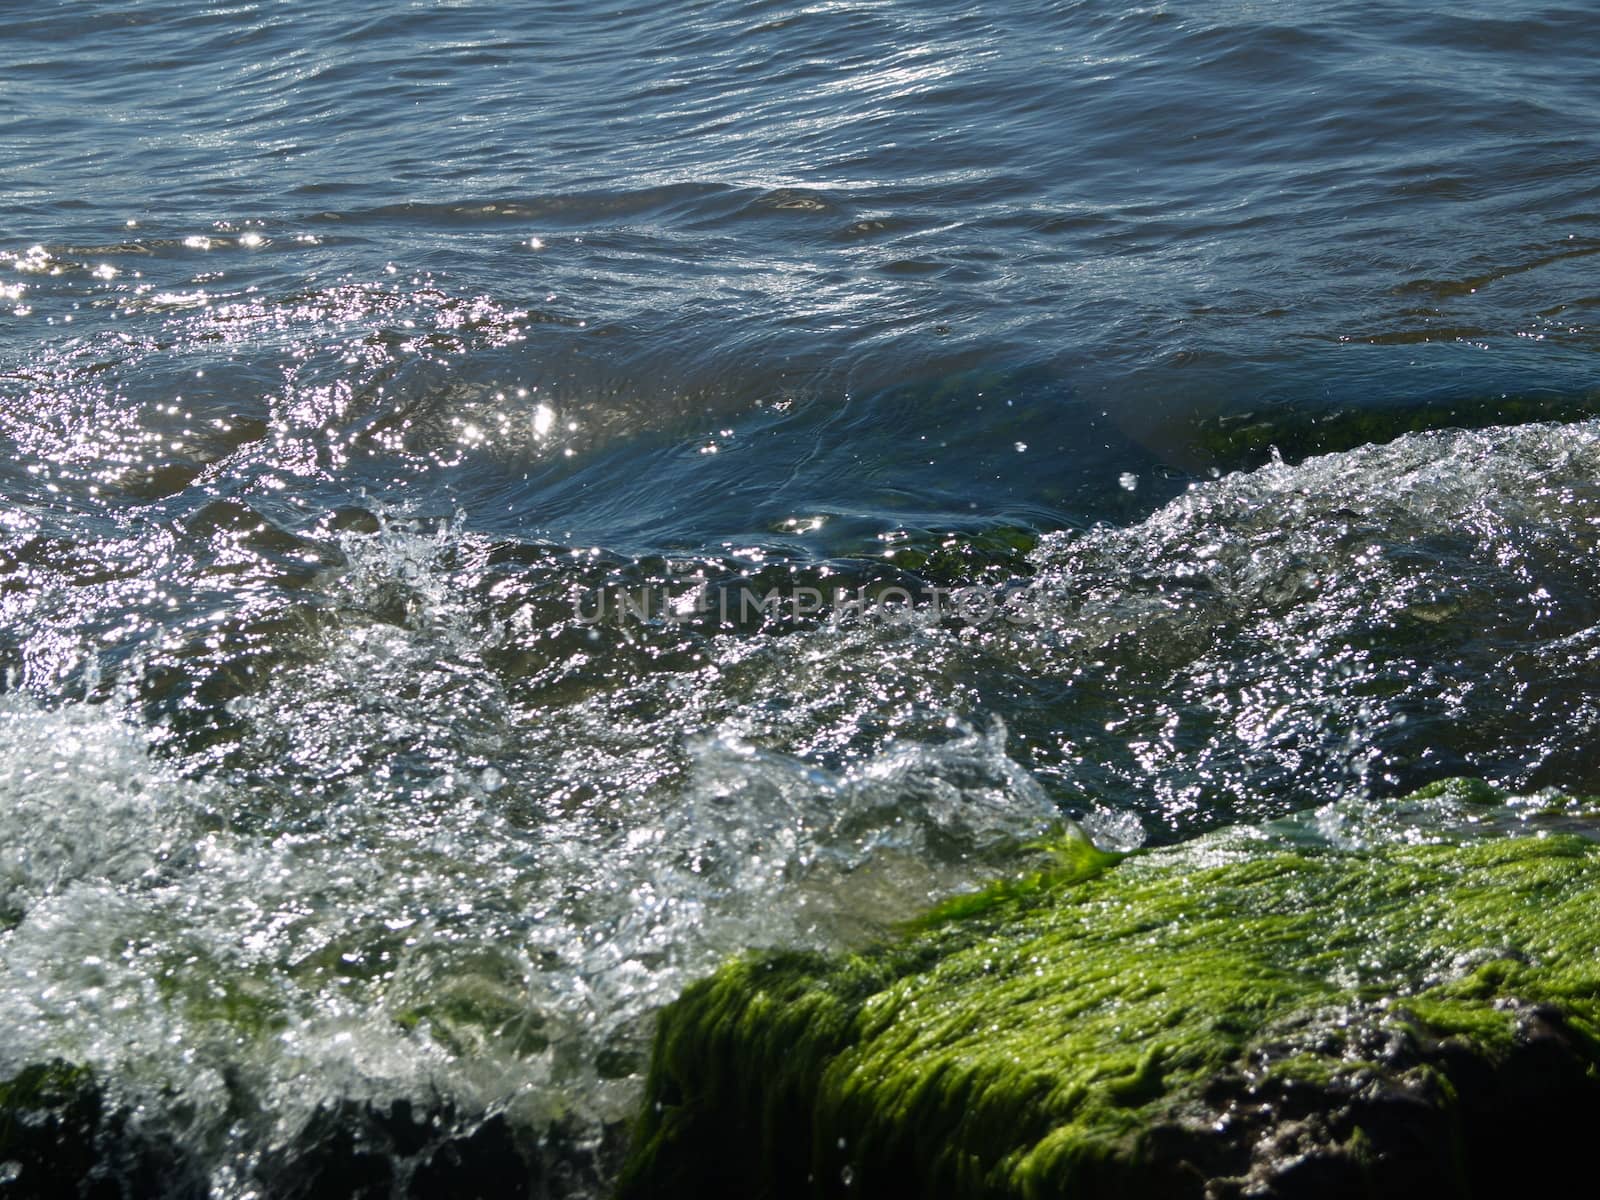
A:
1187 391 1600 471
876 526 1040 587
391 972 551 1060
153 959 290 1043
906 828 1122 930
620 797 1600 1198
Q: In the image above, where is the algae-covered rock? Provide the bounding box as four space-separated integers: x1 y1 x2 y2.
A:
619 815 1600 1198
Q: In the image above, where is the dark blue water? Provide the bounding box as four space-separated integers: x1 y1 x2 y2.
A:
4 2 1600 1193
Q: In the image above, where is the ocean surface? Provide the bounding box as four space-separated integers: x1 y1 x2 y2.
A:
4 0 1600 1192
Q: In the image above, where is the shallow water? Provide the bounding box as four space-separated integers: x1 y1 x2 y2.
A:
5 1 1600 1192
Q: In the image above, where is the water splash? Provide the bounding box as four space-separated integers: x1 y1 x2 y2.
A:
0 671 1066 1194
10 408 1600 1191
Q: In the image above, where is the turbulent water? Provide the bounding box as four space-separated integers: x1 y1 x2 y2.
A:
4 0 1600 1193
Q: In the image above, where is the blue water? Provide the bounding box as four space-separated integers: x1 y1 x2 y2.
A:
7 2 1600 544
4 1 1600 1193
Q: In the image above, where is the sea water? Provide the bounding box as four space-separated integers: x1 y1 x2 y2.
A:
4 1 1600 1192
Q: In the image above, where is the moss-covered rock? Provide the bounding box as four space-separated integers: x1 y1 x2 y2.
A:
619 812 1600 1198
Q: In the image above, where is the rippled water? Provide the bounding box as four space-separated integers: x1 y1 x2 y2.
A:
5 1 1600 1193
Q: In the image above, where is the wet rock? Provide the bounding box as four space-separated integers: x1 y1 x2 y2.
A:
0 1066 623 1200
255 1100 627 1199
0 1061 201 1199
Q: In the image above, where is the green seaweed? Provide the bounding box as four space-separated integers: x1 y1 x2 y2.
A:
906 828 1122 929
877 526 1041 586
620 788 1600 1198
391 973 550 1059
151 952 290 1042
0 1059 95 1117
1188 391 1600 471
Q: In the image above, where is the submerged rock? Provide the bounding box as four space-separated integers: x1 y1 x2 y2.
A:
1186 392 1600 472
618 803 1600 1198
